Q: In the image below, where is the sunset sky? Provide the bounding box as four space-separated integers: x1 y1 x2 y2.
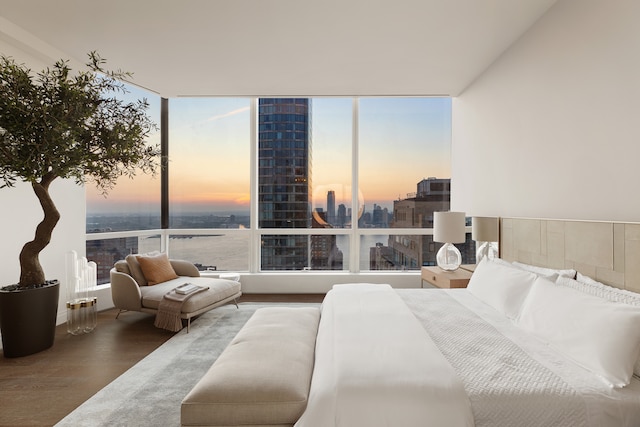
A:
86 92 451 215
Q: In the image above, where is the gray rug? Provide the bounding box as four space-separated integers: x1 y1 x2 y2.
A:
55 303 315 427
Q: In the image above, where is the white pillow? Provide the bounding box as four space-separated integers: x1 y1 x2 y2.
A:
560 274 640 306
512 261 576 279
467 258 538 320
576 272 601 287
490 257 515 268
518 276 640 388
558 274 640 377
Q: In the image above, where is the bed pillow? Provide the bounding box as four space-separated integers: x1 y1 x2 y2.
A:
135 252 178 286
557 274 640 378
467 258 538 320
517 276 640 388
512 261 576 279
576 272 600 287
490 257 516 269
559 274 640 306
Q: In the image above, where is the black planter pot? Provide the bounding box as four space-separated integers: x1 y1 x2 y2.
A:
0 280 60 358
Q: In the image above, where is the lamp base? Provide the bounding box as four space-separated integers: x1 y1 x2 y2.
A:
476 241 499 261
436 242 462 271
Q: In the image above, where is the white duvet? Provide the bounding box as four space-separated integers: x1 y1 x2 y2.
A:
295 284 474 427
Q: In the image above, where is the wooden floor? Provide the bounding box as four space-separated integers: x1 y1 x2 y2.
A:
0 294 324 427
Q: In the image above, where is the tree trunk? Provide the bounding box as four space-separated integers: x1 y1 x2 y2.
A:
18 176 60 287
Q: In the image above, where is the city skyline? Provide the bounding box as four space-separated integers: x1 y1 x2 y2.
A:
85 176 470 280
86 94 451 216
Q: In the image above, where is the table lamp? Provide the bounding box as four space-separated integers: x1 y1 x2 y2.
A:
472 216 499 261
433 211 466 271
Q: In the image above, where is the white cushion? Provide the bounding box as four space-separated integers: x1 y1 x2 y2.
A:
512 261 576 279
560 274 640 306
181 307 320 426
518 276 640 388
467 258 538 320
558 274 640 378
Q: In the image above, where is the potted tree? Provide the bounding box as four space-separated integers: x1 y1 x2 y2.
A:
0 52 159 357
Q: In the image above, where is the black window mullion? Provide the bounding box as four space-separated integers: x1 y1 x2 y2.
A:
161 97 169 229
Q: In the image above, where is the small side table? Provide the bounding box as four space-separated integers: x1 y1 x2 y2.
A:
219 272 241 282
421 266 473 289
460 264 477 273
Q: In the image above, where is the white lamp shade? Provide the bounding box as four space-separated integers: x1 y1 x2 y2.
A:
472 216 499 242
433 211 466 244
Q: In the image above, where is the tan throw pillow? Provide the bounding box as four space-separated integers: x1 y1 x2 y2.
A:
136 252 178 286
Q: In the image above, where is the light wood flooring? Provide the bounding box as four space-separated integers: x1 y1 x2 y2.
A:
0 294 324 427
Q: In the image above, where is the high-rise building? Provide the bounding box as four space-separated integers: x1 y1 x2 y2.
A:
258 98 312 270
337 203 347 227
392 178 450 229
372 204 389 227
310 210 344 270
385 177 475 268
326 190 336 226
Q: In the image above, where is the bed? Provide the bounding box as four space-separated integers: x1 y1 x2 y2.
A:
294 218 640 427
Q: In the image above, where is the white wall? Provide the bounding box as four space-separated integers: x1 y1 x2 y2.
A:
0 42 87 325
452 0 640 222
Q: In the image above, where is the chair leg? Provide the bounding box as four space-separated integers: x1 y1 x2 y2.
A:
115 309 126 319
187 317 191 333
233 298 239 308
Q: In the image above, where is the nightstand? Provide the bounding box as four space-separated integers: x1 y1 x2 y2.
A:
459 264 477 273
421 266 473 289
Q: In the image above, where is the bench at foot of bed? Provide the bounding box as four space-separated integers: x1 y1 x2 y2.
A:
181 306 321 427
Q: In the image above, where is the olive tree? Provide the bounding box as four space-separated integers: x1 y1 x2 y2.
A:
0 52 159 288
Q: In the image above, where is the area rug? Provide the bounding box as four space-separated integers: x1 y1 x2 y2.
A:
55 302 316 427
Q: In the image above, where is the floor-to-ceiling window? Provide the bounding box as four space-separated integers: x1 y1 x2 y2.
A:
357 97 473 269
166 98 251 272
85 83 162 283
87 95 472 284
258 98 355 271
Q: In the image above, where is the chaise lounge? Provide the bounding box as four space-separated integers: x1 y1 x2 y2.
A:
110 252 242 332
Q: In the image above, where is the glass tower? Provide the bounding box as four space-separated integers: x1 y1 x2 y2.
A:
258 98 312 270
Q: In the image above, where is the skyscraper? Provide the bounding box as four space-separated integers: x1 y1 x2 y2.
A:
387 177 474 268
337 203 347 227
326 190 336 226
258 98 312 270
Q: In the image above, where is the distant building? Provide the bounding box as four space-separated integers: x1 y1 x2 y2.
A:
369 177 475 269
392 178 451 229
327 190 336 226
310 210 344 270
337 203 347 227
417 177 450 198
86 237 138 284
370 242 394 270
371 204 389 227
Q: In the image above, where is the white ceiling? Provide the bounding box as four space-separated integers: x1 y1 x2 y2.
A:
0 0 557 97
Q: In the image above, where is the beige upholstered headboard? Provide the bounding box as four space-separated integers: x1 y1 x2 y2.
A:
500 217 640 293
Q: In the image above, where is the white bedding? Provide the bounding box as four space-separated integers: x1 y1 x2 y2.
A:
296 284 640 427
400 289 640 427
295 284 474 427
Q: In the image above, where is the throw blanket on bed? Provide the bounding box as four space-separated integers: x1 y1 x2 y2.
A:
154 286 208 332
398 290 591 427
295 284 474 427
